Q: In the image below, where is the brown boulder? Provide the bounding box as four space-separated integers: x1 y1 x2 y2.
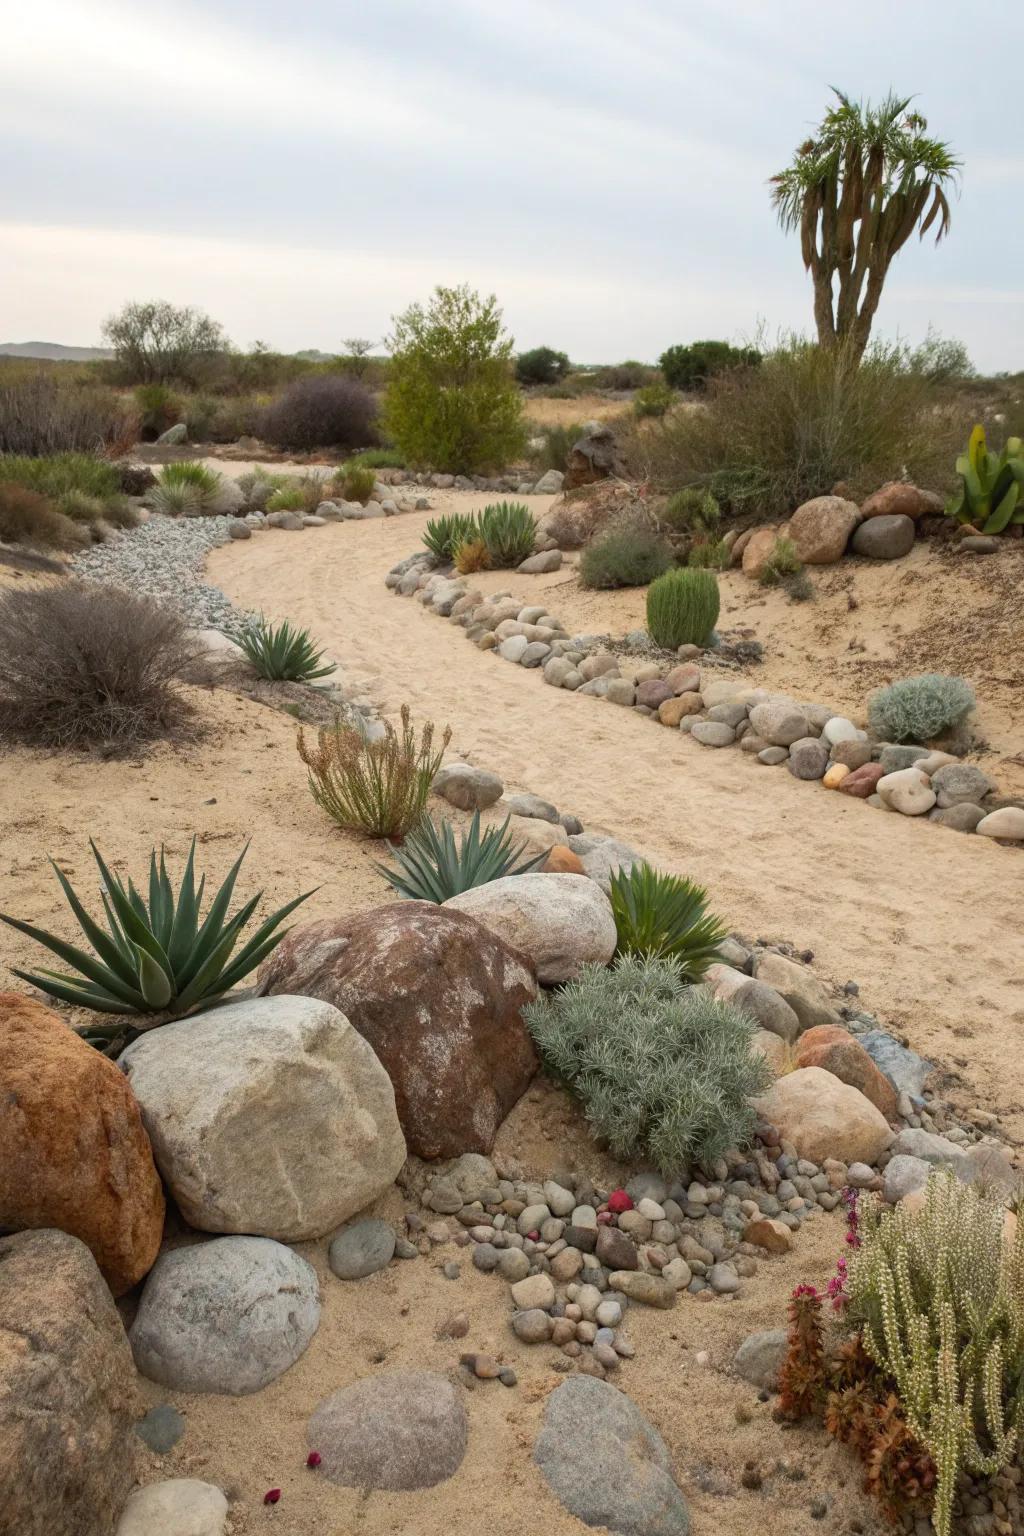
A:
788 496 861 564
564 425 623 489
754 1067 893 1165
0 993 164 1296
741 527 780 578
793 1025 898 1119
635 679 673 710
0 1229 141 1536
258 904 539 1159
859 482 943 521
658 692 703 727
543 845 586 875
838 762 886 799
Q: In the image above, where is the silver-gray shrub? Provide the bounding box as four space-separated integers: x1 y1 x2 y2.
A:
524 954 771 1175
867 672 975 744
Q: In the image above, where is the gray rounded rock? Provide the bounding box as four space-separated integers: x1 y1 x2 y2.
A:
931 763 996 807
850 514 915 560
690 720 736 747
328 1218 396 1280
787 737 829 780
130 1237 320 1395
929 802 985 833
432 763 504 811
308 1370 467 1490
734 1328 788 1390
757 746 790 766
534 1375 689 1535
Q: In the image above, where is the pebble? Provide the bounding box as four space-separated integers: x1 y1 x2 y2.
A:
512 1309 552 1343
328 1219 396 1281
443 1262 461 1280
72 516 244 632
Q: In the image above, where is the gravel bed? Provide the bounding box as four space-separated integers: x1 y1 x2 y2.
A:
72 516 252 634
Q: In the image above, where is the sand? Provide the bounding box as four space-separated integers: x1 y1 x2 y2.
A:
2 495 1022 1535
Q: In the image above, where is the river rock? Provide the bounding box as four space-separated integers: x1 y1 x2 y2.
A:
130 1237 320 1394
0 1230 139 1536
534 1375 689 1536
505 792 560 823
690 720 735 747
877 767 936 816
860 482 940 520
115 1481 229 1536
859 1031 934 1102
754 1067 893 1165
838 762 886 798
788 496 861 563
977 807 1024 841
793 1026 898 1118
741 527 780 580
787 737 829 780
748 699 810 747
930 803 986 832
734 1328 788 1391
607 1271 676 1308
329 1218 397 1280
0 993 164 1296
705 964 801 1043
121 996 405 1236
567 833 644 892
754 951 836 1029
433 763 504 810
258 905 537 1158
882 1154 932 1204
309 1371 467 1489
445 873 615 984
850 515 915 560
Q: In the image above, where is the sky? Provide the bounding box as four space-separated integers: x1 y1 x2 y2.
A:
1 0 1021 371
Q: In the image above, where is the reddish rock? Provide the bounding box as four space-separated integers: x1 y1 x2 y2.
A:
741 527 780 578
838 762 886 799
788 496 861 564
743 1217 792 1254
543 845 586 875
793 1026 899 1119
0 993 164 1296
259 904 539 1159
665 663 702 695
635 679 673 710
859 482 943 521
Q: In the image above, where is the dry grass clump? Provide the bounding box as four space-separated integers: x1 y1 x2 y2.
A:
0 581 197 750
297 704 451 840
0 370 130 455
0 485 90 550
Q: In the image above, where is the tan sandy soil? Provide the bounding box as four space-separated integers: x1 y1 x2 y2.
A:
522 393 629 429
1 496 1021 1535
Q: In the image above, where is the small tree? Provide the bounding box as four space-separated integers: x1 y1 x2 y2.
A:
660 340 760 392
516 346 571 386
103 300 228 385
770 91 958 360
341 337 374 378
383 285 525 473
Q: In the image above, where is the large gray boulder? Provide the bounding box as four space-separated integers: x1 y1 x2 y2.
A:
734 1328 788 1391
0 1230 140 1536
308 1371 467 1490
445 872 616 983
120 996 405 1240
130 1236 320 1395
534 1376 689 1535
850 514 915 560
433 762 504 811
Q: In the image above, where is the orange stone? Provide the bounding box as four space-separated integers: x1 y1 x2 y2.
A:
793 1024 898 1120
543 845 586 875
743 1217 792 1254
0 992 165 1295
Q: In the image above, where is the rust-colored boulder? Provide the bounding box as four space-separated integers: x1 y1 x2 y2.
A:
0 993 164 1296
788 496 861 564
741 527 780 579
259 904 539 1159
859 482 943 521
0 1229 141 1536
838 761 886 799
564 425 623 489
793 1025 898 1119
543 845 587 875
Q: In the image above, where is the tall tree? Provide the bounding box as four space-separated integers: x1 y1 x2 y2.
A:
771 91 959 360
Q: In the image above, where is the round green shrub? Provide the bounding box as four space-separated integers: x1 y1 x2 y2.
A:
663 487 720 535
867 673 975 744
646 567 720 649
578 520 672 589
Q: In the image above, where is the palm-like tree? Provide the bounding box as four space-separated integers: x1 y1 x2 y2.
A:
771 90 959 360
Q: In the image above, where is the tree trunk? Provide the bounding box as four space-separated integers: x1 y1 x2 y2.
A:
849 260 889 362
812 272 837 349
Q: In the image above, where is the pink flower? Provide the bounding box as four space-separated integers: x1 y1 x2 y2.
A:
306 1451 322 1469
264 1488 282 1505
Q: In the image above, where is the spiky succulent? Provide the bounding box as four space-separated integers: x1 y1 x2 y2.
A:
236 615 336 682
375 810 547 901
609 862 727 979
478 500 537 566
422 512 479 562
0 840 313 1045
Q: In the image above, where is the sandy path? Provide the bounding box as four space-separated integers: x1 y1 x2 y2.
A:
209 504 1024 1141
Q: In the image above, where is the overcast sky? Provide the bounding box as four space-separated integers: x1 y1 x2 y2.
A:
2 0 1021 370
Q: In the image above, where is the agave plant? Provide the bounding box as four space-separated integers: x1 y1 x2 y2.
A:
422 512 479 562
145 461 240 517
0 840 313 1047
478 500 537 567
375 810 547 901
609 863 726 979
945 425 1024 533
236 615 336 682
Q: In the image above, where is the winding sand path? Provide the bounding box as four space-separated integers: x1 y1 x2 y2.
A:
209 503 1024 1139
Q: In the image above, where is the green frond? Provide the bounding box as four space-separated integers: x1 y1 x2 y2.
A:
235 614 337 682
374 810 548 902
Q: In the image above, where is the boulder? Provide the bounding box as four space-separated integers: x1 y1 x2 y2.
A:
0 1230 139 1536
734 1328 788 1391
859 482 941 521
793 1026 898 1118
931 763 996 806
531 470 565 496
691 720 735 747
859 1031 933 1102
543 844 587 874
567 833 644 892
754 1067 893 1165
433 762 504 811
977 807 1024 841
838 761 886 799
565 425 622 489
754 951 836 1029
504 792 560 823
830 739 873 769
120 996 405 1238
665 663 702 694
741 527 780 579
788 496 861 564
787 737 829 780
258 905 537 1158
445 873 616 984
930 803 986 833
748 700 810 747
0 993 164 1296
534 1375 689 1536
130 1236 319 1395
115 1481 229 1536
850 514 915 560
308 1371 468 1490
519 549 562 573
636 678 674 710
704 964 801 1043
877 767 936 816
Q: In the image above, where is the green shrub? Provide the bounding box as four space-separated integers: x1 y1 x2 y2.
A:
758 536 803 587
145 461 237 517
383 284 526 473
662 486 720 536
297 704 451 840
478 500 537 566
376 810 547 901
867 673 975 744
646 567 720 648
265 484 307 513
0 452 120 503
609 864 726 977
135 383 183 439
629 334 956 515
261 375 377 451
423 512 479 562
578 519 673 589
516 346 571 386
348 446 406 469
634 382 675 418
57 489 138 536
847 1173 1024 1536
592 360 658 391
659 340 761 392
183 394 219 441
237 616 336 682
0 839 312 1052
945 424 1024 533
527 423 583 473
0 580 195 749
524 954 771 1174
333 463 376 504
687 538 731 570
0 484 86 550
0 371 128 455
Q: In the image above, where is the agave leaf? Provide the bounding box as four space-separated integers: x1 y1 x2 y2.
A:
133 943 174 1009
175 843 251 986
983 481 1021 535
165 837 200 976
0 911 148 1007
9 966 140 1014
47 858 139 985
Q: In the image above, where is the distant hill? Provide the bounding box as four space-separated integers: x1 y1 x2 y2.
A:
0 341 112 362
